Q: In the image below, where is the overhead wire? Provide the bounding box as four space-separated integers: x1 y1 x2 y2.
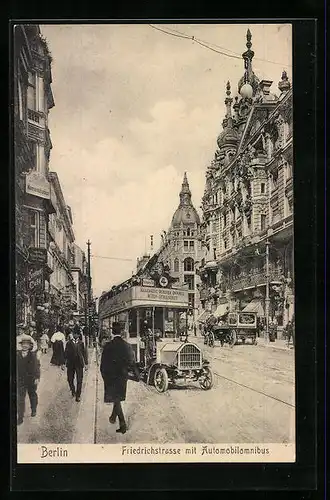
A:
91 254 134 262
148 24 291 68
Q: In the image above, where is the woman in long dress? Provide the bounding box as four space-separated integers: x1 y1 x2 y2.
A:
50 327 66 368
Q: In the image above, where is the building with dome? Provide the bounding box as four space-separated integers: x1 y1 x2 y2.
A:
156 173 202 324
198 29 293 337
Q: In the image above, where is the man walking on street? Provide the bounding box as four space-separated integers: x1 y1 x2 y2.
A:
100 322 139 434
64 328 88 402
16 332 40 425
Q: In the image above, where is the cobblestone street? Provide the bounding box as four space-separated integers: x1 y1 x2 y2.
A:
17 339 295 445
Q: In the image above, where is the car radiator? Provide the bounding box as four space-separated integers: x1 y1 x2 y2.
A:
178 344 202 370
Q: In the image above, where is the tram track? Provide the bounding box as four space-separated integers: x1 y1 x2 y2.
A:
90 343 294 444
212 370 295 408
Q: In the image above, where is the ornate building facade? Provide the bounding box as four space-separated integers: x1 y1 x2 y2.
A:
156 173 202 321
71 243 89 322
199 30 293 335
14 24 56 329
47 171 77 326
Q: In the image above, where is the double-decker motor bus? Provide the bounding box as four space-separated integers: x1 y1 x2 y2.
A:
98 280 190 362
98 278 214 392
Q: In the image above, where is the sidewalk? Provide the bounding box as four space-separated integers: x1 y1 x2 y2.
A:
187 333 294 351
257 337 294 351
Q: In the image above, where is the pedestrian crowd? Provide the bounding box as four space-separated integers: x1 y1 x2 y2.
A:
17 319 140 436
16 320 89 426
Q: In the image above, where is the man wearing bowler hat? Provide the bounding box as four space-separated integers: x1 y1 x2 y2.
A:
100 322 139 434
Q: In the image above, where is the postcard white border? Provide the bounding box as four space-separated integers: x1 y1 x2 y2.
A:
17 443 295 463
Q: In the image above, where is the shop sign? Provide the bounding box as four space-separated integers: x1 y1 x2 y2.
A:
29 247 47 265
134 286 188 306
26 171 50 200
28 268 43 292
142 278 155 287
159 276 169 288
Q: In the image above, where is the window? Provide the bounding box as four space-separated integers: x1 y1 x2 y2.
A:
285 196 293 216
224 239 228 249
18 78 24 121
271 169 278 190
31 141 42 171
261 182 265 194
189 241 194 250
260 214 266 231
246 214 252 232
186 227 191 236
184 257 194 272
27 72 37 111
212 222 217 233
25 210 39 247
188 293 195 309
184 275 195 290
184 241 189 251
174 258 179 272
223 213 227 227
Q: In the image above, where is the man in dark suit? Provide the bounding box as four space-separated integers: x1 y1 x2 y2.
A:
64 329 88 402
100 322 139 434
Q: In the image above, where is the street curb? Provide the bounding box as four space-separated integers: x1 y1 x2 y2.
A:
257 342 294 352
72 348 97 444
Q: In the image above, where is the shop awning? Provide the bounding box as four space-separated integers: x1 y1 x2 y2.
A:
197 310 211 323
242 299 265 316
214 303 229 318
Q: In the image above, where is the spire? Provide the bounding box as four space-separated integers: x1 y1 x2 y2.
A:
179 172 192 206
238 29 260 97
242 28 255 75
224 81 233 119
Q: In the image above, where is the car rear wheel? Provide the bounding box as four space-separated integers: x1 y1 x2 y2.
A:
199 367 214 390
229 330 236 347
154 367 169 393
208 332 215 347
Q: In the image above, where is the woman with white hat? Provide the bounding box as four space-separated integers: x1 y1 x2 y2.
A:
16 333 40 425
50 325 66 369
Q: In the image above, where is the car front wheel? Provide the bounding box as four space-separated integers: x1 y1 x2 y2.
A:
199 366 214 390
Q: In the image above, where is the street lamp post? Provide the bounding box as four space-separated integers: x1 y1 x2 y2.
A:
265 240 270 343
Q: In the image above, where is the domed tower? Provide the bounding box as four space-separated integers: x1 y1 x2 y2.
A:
172 172 201 227
158 173 202 325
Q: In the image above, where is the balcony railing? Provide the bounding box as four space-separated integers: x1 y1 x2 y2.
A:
230 270 283 292
28 109 40 123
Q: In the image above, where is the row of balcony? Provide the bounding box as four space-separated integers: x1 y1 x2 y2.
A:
229 270 283 292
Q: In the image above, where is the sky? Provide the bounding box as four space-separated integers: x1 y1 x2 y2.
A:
40 23 292 298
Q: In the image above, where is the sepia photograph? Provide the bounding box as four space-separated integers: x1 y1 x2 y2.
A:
13 22 295 464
